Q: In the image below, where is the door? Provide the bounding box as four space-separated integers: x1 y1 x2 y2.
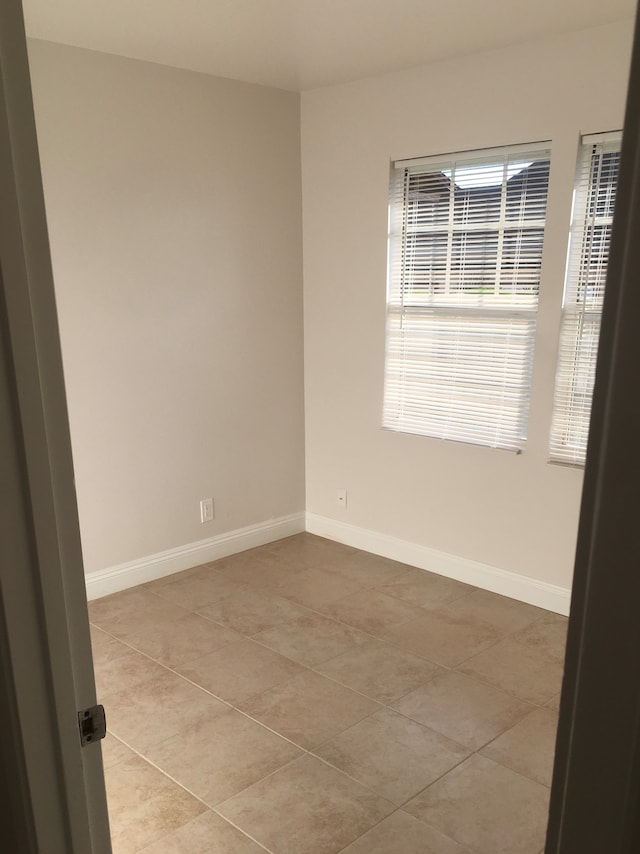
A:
545 7 640 854
0 1 111 851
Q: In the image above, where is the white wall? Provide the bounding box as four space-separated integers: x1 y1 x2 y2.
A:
28 40 305 576
301 21 633 592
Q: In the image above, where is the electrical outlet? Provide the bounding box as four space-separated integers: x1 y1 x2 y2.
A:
337 489 348 509
200 498 214 523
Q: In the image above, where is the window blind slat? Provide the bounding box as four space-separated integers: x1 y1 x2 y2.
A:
383 143 551 450
549 133 622 465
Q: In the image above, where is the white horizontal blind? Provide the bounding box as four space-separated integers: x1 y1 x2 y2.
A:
383 144 551 450
549 132 622 465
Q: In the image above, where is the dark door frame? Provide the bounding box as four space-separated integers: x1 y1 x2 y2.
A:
545 8 640 853
0 1 111 850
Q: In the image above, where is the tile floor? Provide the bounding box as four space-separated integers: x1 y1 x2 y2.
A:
89 533 567 854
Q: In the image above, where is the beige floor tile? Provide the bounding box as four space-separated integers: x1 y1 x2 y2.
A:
481 707 559 786
317 589 425 636
441 589 546 634
457 637 564 705
253 613 370 667
94 646 169 702
392 670 532 750
383 608 504 667
105 754 206 852
316 640 443 704
404 754 550 854
124 611 242 667
90 625 130 664
238 670 379 749
512 613 569 662
105 669 228 752
215 551 309 588
101 733 137 769
265 565 366 609
145 708 302 805
260 533 357 570
324 552 417 588
143 565 200 587
211 546 286 572
376 569 474 610
176 638 304 704
89 588 188 639
197 587 310 635
315 708 470 805
217 754 394 854
341 810 472 854
149 566 247 611
138 810 267 853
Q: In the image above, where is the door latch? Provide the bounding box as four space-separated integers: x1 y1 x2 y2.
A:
78 704 106 746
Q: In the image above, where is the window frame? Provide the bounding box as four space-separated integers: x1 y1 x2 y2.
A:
383 141 553 452
548 130 623 467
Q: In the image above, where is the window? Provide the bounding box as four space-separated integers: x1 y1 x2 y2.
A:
549 132 622 466
383 144 551 450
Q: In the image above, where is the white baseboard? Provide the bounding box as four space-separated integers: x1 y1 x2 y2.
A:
86 509 571 615
85 512 306 600
306 512 571 616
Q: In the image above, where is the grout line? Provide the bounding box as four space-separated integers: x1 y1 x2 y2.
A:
336 807 478 854
209 809 276 854
332 810 396 854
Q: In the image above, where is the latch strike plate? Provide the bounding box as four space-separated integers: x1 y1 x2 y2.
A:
78 704 106 746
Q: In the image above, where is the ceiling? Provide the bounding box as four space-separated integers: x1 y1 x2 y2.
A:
23 0 636 92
